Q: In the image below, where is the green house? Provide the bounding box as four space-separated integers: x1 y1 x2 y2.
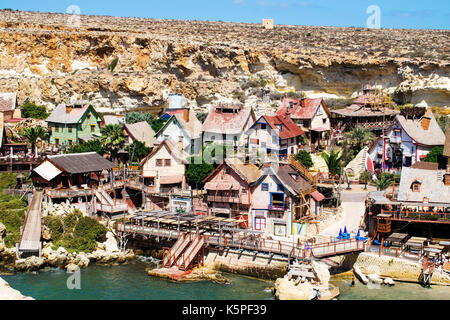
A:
46 102 102 146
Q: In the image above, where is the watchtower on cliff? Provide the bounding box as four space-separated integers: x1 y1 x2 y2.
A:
262 19 274 29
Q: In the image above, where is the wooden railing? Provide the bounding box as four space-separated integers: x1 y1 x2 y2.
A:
289 155 316 183
381 210 450 224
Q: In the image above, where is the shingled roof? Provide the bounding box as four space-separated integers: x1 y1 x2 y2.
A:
225 157 262 184
444 127 450 158
46 103 94 124
332 104 399 117
395 110 445 147
257 115 305 140
124 121 155 148
0 93 17 112
45 152 115 174
202 104 255 135
276 97 330 120
397 167 450 204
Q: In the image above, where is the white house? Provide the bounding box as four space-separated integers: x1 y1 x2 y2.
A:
155 108 202 158
246 114 305 161
368 109 445 172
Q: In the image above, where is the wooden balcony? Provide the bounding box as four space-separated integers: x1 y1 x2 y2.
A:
380 210 450 224
268 204 285 211
207 195 249 205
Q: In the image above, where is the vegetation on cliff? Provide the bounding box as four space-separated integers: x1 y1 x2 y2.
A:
20 102 49 120
43 210 108 253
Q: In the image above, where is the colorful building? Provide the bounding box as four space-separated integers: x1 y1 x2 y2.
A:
246 114 305 161
46 102 102 146
368 109 445 172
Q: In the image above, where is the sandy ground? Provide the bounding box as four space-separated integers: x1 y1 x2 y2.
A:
320 184 376 237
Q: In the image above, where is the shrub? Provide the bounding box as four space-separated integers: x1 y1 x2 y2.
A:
0 172 18 191
294 150 313 169
20 102 49 119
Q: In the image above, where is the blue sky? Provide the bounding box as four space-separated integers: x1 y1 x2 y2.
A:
2 0 449 29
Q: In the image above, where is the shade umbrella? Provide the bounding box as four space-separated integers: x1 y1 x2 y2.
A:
306 241 310 251
356 230 361 238
344 226 348 234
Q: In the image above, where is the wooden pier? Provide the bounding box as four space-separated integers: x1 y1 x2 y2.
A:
18 190 43 257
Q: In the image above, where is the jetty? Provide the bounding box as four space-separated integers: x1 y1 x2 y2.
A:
18 189 43 258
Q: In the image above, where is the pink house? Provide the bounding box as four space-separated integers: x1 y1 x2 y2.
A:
203 157 262 226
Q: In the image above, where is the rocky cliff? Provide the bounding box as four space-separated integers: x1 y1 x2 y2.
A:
0 9 448 115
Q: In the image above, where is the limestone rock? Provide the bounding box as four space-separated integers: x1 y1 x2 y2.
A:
0 277 34 300
14 256 45 272
311 261 330 286
0 248 17 266
66 263 80 272
384 277 395 285
103 232 120 253
42 226 51 241
73 253 90 268
0 241 5 253
353 266 369 285
47 252 68 268
274 276 314 300
368 273 383 284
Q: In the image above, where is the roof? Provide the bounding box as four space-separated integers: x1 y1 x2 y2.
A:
124 121 155 147
410 161 439 170
0 93 16 112
275 165 314 195
140 139 189 166
331 104 399 118
33 160 62 181
276 97 330 120
397 167 450 204
257 115 305 140
156 110 202 140
353 93 385 106
225 158 262 184
45 152 115 174
46 104 95 124
103 115 124 126
161 109 185 119
444 127 450 158
395 111 445 146
202 104 255 135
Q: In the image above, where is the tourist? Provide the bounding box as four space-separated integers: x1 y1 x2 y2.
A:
350 276 355 287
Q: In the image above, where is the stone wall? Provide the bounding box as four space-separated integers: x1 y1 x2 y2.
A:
205 249 288 280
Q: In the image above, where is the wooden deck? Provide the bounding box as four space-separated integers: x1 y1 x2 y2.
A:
18 190 43 255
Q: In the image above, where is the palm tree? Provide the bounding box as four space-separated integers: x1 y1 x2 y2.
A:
373 172 395 191
99 124 125 161
321 150 343 177
343 128 376 163
22 126 47 155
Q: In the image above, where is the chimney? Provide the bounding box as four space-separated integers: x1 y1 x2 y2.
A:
178 136 183 152
66 105 72 114
183 108 190 122
421 116 431 131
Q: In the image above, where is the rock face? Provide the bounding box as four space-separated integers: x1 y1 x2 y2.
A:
0 276 34 300
0 10 448 116
0 223 6 238
14 256 45 272
311 261 330 286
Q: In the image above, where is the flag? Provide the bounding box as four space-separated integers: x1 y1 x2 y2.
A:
306 241 310 251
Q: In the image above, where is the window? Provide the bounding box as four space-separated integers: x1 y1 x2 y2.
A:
91 125 96 132
279 125 283 132
225 168 230 174
68 139 73 146
242 188 247 194
277 184 283 192
164 159 171 167
68 125 72 133
55 125 59 133
55 138 60 146
393 129 401 137
211 136 215 141
87 113 91 119
317 107 323 115
261 124 266 130
156 159 163 167
323 118 327 124
254 217 266 231
445 174 450 186
261 183 269 191
411 182 421 192
234 136 238 142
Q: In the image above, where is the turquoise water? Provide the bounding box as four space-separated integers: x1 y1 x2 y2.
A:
3 259 450 300
2 259 275 300
332 278 450 300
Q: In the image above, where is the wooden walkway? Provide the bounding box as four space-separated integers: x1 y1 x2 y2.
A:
18 190 43 256
118 222 365 260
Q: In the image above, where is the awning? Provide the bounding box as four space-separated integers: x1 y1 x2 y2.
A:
159 175 183 184
311 190 325 202
33 160 62 181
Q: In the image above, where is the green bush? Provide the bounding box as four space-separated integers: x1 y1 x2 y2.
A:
0 172 18 191
294 150 313 169
21 102 49 119
0 206 26 248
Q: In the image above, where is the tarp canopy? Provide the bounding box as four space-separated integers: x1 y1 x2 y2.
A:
33 160 62 181
311 190 325 202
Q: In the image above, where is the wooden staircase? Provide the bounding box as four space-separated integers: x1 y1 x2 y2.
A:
162 232 205 271
162 232 192 268
289 155 316 183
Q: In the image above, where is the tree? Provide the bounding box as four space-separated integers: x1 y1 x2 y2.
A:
196 112 208 124
99 124 125 161
321 150 342 177
126 140 152 163
374 172 395 191
66 139 105 155
151 118 168 133
125 112 155 126
342 128 376 164
294 150 313 168
20 102 49 119
21 126 47 154
185 156 215 188
422 147 443 163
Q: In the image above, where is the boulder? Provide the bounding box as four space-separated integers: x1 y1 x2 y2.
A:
0 223 6 238
103 232 119 253
384 277 395 286
0 241 5 253
56 247 68 256
46 252 68 268
66 263 80 272
353 266 369 285
368 273 383 284
311 261 330 286
41 226 51 241
0 247 17 266
274 276 314 300
73 253 90 268
14 256 45 272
